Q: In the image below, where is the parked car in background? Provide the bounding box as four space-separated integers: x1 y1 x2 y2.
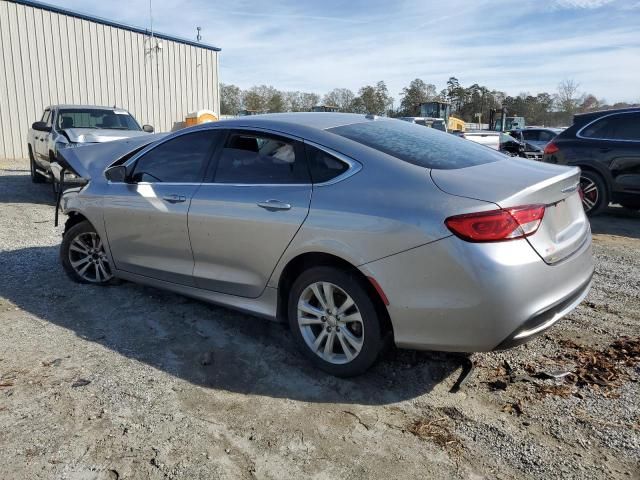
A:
463 131 525 156
510 127 562 148
56 113 593 376
27 105 153 192
542 108 640 215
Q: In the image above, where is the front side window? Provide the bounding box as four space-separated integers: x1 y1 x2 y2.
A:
329 119 502 170
521 130 537 141
41 110 51 125
57 109 141 130
608 113 640 141
213 131 309 184
131 131 218 183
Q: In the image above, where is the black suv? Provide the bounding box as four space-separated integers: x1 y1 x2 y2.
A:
542 108 640 215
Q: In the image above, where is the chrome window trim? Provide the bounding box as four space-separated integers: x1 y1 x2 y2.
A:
576 110 640 143
122 125 227 169
303 140 362 187
108 125 362 187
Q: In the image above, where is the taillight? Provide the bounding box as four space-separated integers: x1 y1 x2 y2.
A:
543 142 559 155
445 205 545 242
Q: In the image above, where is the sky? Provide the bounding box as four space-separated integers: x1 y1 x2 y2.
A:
42 0 640 103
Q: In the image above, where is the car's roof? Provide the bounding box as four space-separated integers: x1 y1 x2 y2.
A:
219 112 380 131
574 107 640 124
47 105 128 111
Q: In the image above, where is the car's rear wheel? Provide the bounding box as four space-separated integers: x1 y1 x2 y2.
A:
288 266 383 377
29 148 45 183
61 220 114 285
579 170 608 216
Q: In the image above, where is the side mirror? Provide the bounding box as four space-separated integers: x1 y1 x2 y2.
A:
32 121 51 132
142 124 154 133
105 165 128 183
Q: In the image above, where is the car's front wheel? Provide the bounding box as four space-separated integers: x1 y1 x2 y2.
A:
60 220 114 285
288 267 384 377
579 170 608 216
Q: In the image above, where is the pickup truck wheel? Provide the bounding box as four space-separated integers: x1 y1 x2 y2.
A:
61 221 115 285
29 149 45 183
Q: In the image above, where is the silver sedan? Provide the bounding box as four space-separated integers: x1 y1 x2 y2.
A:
57 113 594 376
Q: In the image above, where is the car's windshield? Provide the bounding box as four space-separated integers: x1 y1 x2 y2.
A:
328 119 502 169
57 109 141 131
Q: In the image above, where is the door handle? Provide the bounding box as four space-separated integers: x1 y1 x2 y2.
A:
257 199 291 211
162 194 187 203
599 148 611 153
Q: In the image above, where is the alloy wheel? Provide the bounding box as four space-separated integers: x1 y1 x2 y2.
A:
67 232 113 283
579 175 599 213
297 282 364 365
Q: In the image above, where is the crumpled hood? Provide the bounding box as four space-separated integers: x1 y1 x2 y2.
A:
56 133 167 180
64 128 150 144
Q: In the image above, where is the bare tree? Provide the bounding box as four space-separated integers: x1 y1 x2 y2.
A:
322 88 356 112
556 79 582 117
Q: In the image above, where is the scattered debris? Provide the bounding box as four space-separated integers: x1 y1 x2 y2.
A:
535 384 574 397
342 410 371 430
502 400 524 417
42 358 62 367
556 336 640 392
487 379 508 391
449 355 474 393
407 417 462 451
0 382 14 388
71 379 91 388
534 370 573 380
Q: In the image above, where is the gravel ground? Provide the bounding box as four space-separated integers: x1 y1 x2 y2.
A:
1 157 639 480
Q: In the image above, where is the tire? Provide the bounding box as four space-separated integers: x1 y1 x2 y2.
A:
60 220 115 285
29 148 45 183
287 266 384 377
579 170 608 216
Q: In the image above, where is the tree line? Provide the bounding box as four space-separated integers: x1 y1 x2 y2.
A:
221 77 638 127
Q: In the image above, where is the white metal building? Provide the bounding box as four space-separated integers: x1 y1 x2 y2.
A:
0 0 221 158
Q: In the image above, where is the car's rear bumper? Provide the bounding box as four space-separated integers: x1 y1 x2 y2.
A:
359 231 594 352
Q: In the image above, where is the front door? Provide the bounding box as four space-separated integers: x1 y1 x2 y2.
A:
189 129 312 297
35 109 52 163
103 130 220 285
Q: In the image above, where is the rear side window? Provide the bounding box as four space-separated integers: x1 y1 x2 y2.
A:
328 120 502 169
538 130 556 142
131 130 218 183
214 131 309 184
305 144 349 183
581 113 640 141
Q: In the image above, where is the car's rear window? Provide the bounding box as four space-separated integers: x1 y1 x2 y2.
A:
328 120 502 169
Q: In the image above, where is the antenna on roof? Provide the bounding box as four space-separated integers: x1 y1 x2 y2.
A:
196 26 202 42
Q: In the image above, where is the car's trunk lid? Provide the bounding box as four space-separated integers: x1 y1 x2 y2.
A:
431 158 589 264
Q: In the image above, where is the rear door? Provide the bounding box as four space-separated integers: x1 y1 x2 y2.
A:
188 129 312 297
579 112 640 195
103 130 220 285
